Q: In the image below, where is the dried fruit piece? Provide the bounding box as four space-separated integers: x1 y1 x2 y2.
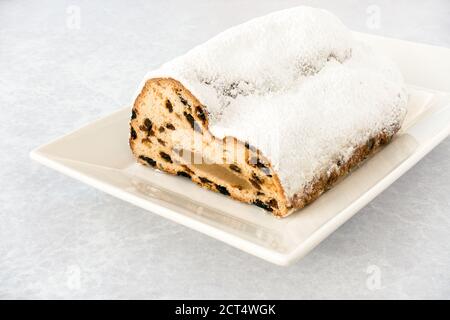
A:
251 173 263 184
253 199 273 212
182 165 194 175
165 100 173 112
159 152 172 163
199 177 212 184
229 164 241 173
184 112 201 132
249 178 261 190
139 155 156 167
144 118 153 130
195 106 206 123
165 123 175 130
249 180 261 190
139 118 155 136
256 158 268 169
179 95 188 106
130 127 137 139
268 198 279 209
157 138 166 146
216 184 230 196
177 171 191 179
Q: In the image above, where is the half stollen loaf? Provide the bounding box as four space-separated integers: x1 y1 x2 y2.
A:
129 6 407 217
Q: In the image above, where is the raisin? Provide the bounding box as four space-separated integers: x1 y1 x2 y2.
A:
177 171 191 179
253 199 273 212
256 191 265 196
139 155 156 167
165 100 173 112
139 127 155 136
195 106 206 123
252 173 263 184
184 112 201 133
215 184 230 196
144 118 152 131
268 198 279 209
229 164 241 173
159 152 172 163
199 177 212 184
158 126 165 133
131 109 137 119
157 138 166 146
130 127 137 139
182 165 194 174
139 118 154 136
256 159 268 169
249 178 261 190
184 112 195 128
179 95 188 106
165 123 175 130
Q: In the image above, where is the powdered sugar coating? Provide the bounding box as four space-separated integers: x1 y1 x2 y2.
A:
140 6 407 198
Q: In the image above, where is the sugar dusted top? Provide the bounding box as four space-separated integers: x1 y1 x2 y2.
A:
140 6 407 198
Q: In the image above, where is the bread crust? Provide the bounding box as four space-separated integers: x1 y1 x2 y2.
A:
289 130 396 211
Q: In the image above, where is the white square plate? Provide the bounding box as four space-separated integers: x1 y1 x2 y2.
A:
31 33 450 265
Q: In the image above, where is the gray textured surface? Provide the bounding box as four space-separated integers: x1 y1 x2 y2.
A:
1 0 449 299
